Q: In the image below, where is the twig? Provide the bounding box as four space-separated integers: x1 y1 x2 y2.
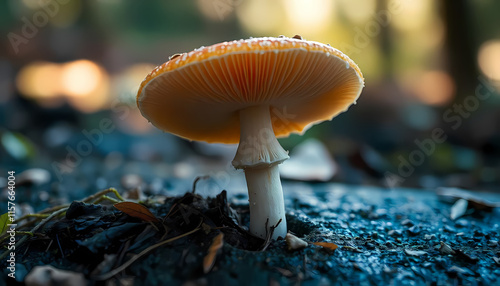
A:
9 188 124 232
93 219 203 281
56 234 64 258
92 195 122 205
83 188 125 203
0 207 68 260
192 175 210 194
260 218 282 251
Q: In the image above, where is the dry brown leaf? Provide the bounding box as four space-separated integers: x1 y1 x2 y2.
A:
312 241 339 251
203 233 224 274
114 202 159 222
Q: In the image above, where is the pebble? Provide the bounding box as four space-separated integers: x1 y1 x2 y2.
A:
454 219 469 227
388 229 402 237
17 168 51 186
404 249 428 256
474 230 485 237
365 243 376 250
424 234 436 240
487 240 498 247
447 265 473 276
121 174 143 189
408 226 421 236
401 219 414 227
443 225 456 233
285 233 308 251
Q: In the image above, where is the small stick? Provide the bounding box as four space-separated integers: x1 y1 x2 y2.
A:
0 207 68 260
192 175 210 194
94 220 203 281
260 218 282 251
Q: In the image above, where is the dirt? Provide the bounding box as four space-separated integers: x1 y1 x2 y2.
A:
1 183 499 285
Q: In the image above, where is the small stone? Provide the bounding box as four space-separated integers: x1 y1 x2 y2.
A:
455 219 469 227
439 241 455 255
285 233 308 251
404 249 428 256
121 174 143 190
443 225 456 233
17 168 51 186
401 219 414 227
422 262 433 268
408 225 421 236
447 265 473 276
365 243 376 250
424 234 437 240
385 241 395 248
388 229 402 237
488 240 498 247
474 230 485 237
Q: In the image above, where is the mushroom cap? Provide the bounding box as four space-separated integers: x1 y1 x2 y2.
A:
137 36 364 144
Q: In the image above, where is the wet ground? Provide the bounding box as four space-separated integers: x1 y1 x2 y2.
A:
1 182 499 285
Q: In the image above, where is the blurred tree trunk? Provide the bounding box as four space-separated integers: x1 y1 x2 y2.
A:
440 0 478 101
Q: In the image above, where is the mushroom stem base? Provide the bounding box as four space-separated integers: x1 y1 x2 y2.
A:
245 164 287 240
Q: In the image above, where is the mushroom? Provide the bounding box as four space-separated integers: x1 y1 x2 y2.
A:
136 36 364 240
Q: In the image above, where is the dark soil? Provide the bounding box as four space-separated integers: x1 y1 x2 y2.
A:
2 183 500 285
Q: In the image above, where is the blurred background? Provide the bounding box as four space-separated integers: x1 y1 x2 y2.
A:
1 0 499 208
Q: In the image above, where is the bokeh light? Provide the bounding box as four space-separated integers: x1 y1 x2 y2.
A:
62 60 110 113
16 61 62 99
478 40 500 85
61 60 103 98
16 60 110 112
282 0 334 36
404 70 456 106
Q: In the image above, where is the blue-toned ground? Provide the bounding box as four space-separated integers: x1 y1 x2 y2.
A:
2 183 499 285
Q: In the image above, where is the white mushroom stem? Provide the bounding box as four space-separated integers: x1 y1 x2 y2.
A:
232 105 289 240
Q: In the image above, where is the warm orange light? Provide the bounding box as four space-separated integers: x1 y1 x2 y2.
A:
113 63 156 105
392 0 431 31
61 60 103 98
16 61 62 99
236 0 286 35
282 0 334 35
478 40 500 83
338 0 375 24
406 70 455 106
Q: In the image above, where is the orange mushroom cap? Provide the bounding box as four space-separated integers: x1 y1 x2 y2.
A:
137 36 364 144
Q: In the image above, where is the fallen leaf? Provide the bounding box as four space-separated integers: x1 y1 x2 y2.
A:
203 233 224 274
450 199 468 220
437 187 500 211
114 202 159 222
285 233 308 251
405 249 428 256
313 241 339 251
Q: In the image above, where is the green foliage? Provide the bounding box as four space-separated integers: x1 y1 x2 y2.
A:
0 213 9 236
